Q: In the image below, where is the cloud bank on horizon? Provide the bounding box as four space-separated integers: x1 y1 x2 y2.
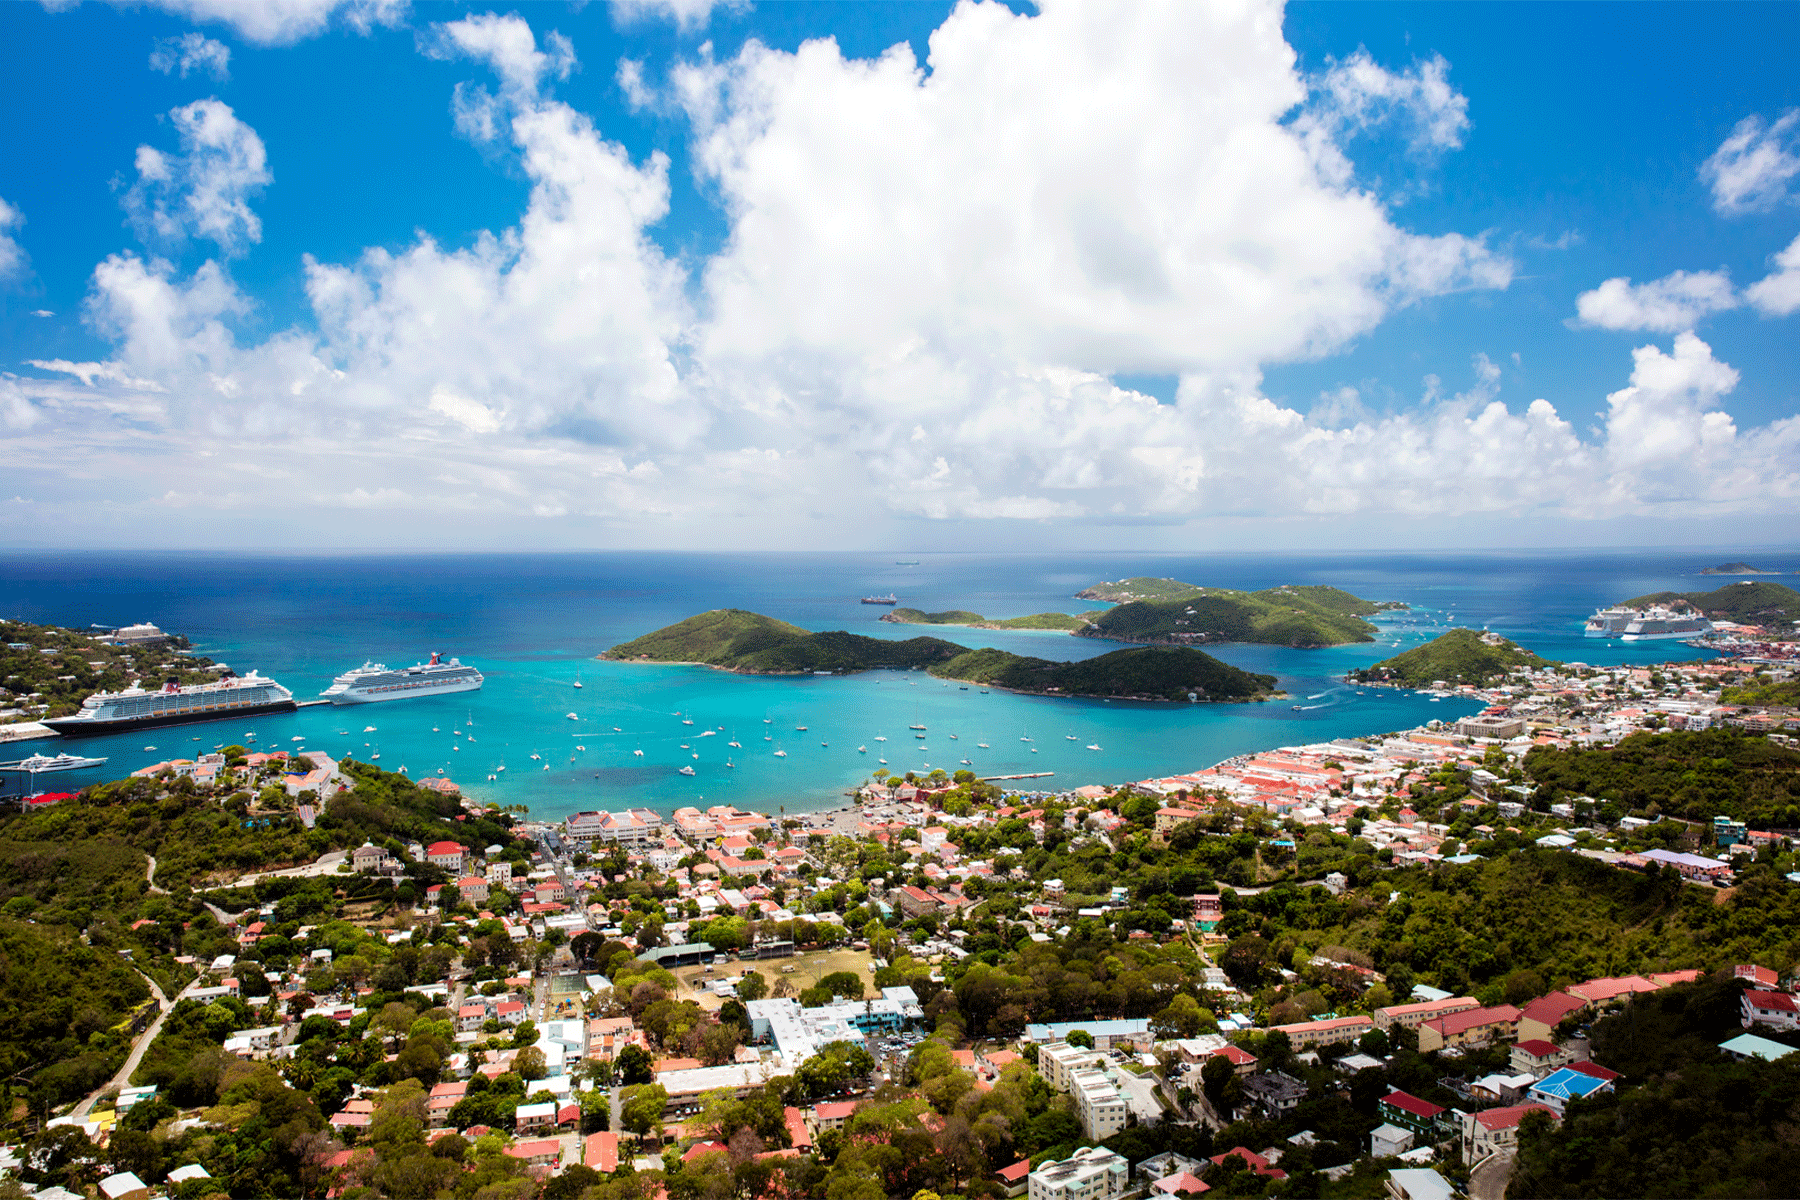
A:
3 0 1799 547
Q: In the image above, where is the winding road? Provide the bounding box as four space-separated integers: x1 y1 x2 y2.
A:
72 969 204 1120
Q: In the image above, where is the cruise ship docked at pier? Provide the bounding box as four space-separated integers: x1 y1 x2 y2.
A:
1584 605 1714 641
44 672 296 736
320 653 484 704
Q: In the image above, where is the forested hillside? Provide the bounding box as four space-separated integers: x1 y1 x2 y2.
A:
1525 728 1800 825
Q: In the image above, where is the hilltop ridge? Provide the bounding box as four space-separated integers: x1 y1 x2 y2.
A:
1075 581 1403 649
1350 628 1557 688
603 610 1278 701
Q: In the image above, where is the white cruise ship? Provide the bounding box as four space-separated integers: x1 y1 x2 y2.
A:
1584 605 1713 641
44 672 295 737
320 653 484 705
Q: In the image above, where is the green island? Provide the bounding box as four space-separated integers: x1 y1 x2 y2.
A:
880 608 1099 632
604 609 1279 701
1698 561 1780 575
1350 627 1558 687
1076 581 1403 648
1620 579 1800 624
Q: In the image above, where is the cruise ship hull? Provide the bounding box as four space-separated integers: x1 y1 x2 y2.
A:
44 697 298 737
324 676 483 704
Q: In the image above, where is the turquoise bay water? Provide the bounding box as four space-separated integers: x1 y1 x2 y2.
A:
2 549 1790 820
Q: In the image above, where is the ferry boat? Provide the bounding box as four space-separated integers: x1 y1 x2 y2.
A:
45 672 295 736
1584 605 1713 641
320 653 483 704
861 593 899 605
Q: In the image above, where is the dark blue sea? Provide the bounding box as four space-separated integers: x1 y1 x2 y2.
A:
2 549 1792 820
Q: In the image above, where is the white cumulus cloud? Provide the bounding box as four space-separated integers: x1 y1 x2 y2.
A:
1296 49 1471 165
18 0 1800 544
123 98 270 254
1745 233 1800 317
114 0 406 46
149 31 231 79
1700 110 1800 215
1574 269 1739 333
611 0 743 34
0 197 26 280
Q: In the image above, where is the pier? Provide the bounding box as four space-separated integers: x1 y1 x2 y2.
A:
980 772 1055 781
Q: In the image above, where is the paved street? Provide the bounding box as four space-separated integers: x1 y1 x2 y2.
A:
73 970 204 1120
1469 1151 1515 1200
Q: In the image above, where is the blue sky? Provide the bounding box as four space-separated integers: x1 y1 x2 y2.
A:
0 0 1797 550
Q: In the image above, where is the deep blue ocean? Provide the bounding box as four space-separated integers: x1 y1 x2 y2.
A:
2 549 1793 820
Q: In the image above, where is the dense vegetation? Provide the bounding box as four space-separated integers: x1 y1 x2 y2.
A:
1077 584 1393 648
1524 728 1800 825
1350 628 1556 687
1622 580 1800 624
0 617 219 720
602 609 964 674
1513 975 1800 1198
927 645 1278 702
1698 561 1777 574
881 608 1094 631
0 917 151 1114
1721 677 1800 707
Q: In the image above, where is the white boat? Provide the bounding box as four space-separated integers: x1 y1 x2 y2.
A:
567 713 579 721
774 748 787 758
729 739 741 748
363 725 377 732
633 748 643 757
682 714 695 725
726 759 734 768
144 745 157 751
320 653 482 704
878 757 887 764
875 735 887 742
46 672 296 736
977 742 989 748
858 745 866 753
960 758 972 765
678 765 696 776
699 730 717 738
1065 734 1077 741
1087 743 1102 751
530 752 541 760
0 752 108 773
948 734 957 740
575 744 585 751
574 673 583 689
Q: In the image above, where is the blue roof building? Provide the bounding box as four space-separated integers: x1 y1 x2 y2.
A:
1527 1066 1613 1113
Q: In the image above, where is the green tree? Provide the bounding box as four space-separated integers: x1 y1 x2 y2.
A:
621 1083 670 1139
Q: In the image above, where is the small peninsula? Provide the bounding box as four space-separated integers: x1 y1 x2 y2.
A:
603 609 1279 701
1619 581 1800 624
1699 562 1780 575
1349 628 1557 688
1075 581 1405 649
880 608 1099 632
